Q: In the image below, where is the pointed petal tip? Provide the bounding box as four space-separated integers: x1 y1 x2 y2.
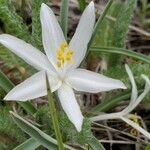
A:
4 94 16 101
121 83 127 89
113 79 127 90
88 1 95 11
41 3 47 8
75 116 84 132
3 94 11 101
41 3 49 11
141 74 150 89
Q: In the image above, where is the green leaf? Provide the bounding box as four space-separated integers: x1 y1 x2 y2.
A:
60 0 69 39
90 47 150 64
77 0 86 12
0 70 37 115
10 111 75 150
13 138 40 150
108 0 136 66
88 137 105 150
91 90 143 114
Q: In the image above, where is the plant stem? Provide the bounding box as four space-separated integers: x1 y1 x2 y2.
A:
46 74 64 150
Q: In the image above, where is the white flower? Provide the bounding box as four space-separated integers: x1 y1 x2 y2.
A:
0 2 126 132
91 65 150 139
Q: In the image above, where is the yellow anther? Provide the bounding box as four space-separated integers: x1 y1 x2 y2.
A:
57 61 61 68
57 49 63 55
60 42 68 50
56 42 74 68
67 50 74 55
66 55 71 61
57 55 64 61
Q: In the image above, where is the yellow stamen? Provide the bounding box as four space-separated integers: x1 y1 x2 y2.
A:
67 50 74 55
60 42 68 50
57 55 64 61
56 42 74 68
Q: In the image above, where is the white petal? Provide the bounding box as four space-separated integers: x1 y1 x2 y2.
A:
125 64 138 102
68 1 95 70
4 71 61 101
57 84 83 132
121 117 150 139
40 3 66 68
90 112 122 122
121 74 150 115
0 34 56 74
66 69 127 93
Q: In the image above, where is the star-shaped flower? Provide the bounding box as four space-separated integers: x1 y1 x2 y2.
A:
91 65 150 139
0 2 126 132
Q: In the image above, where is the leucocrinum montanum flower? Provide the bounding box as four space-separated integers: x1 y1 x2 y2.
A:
0 2 126 132
91 65 150 139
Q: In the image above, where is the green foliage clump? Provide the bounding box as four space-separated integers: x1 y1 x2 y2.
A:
92 0 136 68
0 106 27 149
35 106 53 135
0 0 36 75
59 112 93 145
0 0 31 42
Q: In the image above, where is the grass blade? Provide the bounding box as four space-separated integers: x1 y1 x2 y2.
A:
88 137 105 150
91 90 143 114
10 111 75 150
90 47 150 64
13 138 40 150
10 111 57 150
60 0 69 39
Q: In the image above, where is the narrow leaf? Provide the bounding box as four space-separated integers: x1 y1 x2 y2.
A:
91 90 143 114
90 47 150 64
13 138 40 150
10 111 75 150
60 0 69 39
88 137 105 150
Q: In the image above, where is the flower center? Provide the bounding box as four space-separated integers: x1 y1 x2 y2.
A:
56 42 74 68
